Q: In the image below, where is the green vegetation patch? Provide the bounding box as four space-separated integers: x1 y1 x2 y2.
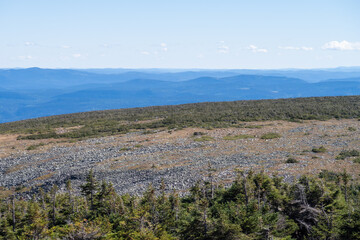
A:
348 127 356 131
2 95 360 140
119 147 131 151
260 132 281 139
286 157 298 163
223 134 254 140
193 131 206 136
353 157 360 164
312 146 327 153
194 136 215 142
336 149 360 160
243 125 263 129
318 170 339 182
26 143 45 150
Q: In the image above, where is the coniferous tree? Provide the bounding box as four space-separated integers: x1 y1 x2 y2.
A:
49 184 58 226
80 169 99 211
0 169 359 239
66 179 74 216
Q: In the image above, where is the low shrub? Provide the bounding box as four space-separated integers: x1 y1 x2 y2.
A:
312 146 326 153
261 133 281 139
26 143 45 150
119 147 131 151
336 149 360 160
193 132 206 136
286 158 298 163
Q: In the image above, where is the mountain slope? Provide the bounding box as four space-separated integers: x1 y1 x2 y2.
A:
1 95 360 141
1 68 360 123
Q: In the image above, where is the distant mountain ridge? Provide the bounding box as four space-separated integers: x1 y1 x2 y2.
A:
0 68 360 123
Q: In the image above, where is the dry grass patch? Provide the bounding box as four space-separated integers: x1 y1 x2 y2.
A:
0 187 14 199
26 143 46 150
5 164 27 174
33 172 55 181
223 134 254 140
55 125 84 134
127 163 153 171
156 160 192 170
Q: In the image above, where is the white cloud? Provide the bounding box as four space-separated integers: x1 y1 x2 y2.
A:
218 41 229 54
322 40 360 50
160 43 168 52
24 41 35 46
256 49 267 53
100 43 122 48
301 47 313 51
18 55 33 60
279 46 313 51
72 53 82 58
248 45 268 53
218 45 229 53
140 43 168 56
61 45 71 49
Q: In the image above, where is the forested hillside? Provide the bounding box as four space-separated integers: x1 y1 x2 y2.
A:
1 169 359 239
1 95 360 140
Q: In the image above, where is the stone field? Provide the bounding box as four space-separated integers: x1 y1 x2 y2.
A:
1 119 359 196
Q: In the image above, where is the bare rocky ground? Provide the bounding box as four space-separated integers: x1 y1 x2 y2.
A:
1 119 360 196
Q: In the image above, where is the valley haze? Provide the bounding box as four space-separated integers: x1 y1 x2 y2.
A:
1 67 360 123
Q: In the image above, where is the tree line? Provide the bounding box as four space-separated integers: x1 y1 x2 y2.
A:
1 168 360 239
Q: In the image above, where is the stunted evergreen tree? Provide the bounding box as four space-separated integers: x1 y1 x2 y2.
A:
80 169 99 211
66 179 74 216
22 200 48 240
50 184 58 226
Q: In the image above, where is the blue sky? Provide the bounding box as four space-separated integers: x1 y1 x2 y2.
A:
0 0 359 69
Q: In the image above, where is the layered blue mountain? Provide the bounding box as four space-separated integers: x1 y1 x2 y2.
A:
1 68 360 123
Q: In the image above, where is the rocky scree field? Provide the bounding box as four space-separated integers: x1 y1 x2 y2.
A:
1 118 360 197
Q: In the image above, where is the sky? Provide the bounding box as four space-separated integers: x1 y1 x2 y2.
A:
0 0 359 69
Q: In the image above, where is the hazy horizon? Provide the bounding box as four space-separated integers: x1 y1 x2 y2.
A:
1 0 359 69
2 66 360 71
